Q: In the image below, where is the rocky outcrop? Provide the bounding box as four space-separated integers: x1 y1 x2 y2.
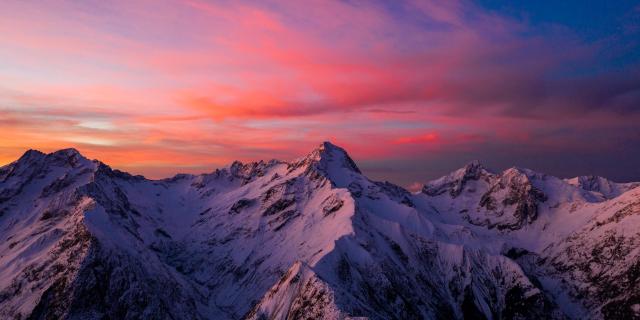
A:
475 168 548 230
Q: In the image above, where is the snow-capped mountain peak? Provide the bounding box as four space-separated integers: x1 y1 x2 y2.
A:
17 149 46 161
421 159 491 197
293 141 360 172
566 174 640 200
50 147 83 158
287 141 362 187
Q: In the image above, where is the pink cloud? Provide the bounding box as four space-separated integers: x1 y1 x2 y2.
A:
394 133 439 145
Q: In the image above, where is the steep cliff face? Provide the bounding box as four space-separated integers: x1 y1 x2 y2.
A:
475 168 548 230
0 143 638 319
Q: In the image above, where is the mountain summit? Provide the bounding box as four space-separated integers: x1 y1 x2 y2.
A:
0 144 639 319
291 141 361 176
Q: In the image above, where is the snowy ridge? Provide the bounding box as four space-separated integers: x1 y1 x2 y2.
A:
566 175 639 200
0 143 639 319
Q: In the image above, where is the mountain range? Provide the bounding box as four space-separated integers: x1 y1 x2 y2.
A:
0 142 638 319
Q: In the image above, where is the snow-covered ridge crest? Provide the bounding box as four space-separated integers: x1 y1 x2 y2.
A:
290 142 361 173
566 174 640 200
422 160 492 197
1 144 639 319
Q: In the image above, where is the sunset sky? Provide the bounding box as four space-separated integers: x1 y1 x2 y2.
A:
1 0 639 188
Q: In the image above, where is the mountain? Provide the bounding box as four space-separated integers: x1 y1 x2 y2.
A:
565 175 640 200
0 142 638 319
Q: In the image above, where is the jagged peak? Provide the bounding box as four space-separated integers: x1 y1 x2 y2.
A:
460 160 490 176
293 141 361 174
11 148 89 169
227 159 283 183
318 141 345 154
565 174 640 199
501 166 528 178
422 160 493 197
14 148 90 166
567 175 640 189
500 166 549 183
14 149 47 165
21 148 46 158
44 148 94 170
568 175 610 185
431 160 490 184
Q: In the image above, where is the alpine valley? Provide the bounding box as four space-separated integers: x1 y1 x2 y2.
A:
1 142 639 320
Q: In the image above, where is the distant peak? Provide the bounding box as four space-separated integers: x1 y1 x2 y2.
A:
422 160 491 197
454 160 491 180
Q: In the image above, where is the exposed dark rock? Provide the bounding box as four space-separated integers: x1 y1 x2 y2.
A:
229 198 254 215
262 198 296 217
422 160 488 197
321 195 344 216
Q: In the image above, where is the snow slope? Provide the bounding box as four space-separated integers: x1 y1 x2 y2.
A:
0 142 638 319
